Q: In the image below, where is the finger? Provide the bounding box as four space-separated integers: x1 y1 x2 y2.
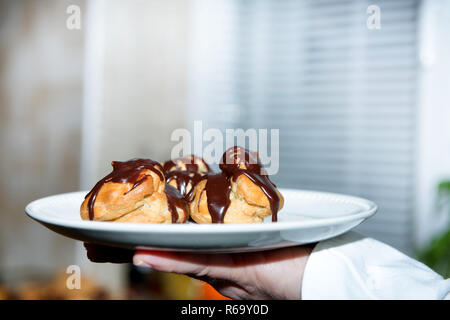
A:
133 250 237 281
84 243 135 263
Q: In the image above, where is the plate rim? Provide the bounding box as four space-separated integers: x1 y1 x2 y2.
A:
25 188 378 233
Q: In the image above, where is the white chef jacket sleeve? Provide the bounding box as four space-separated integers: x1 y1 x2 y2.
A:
301 231 450 300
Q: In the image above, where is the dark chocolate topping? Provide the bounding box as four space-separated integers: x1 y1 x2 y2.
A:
205 173 232 223
164 184 189 223
163 155 211 201
85 158 164 220
165 170 204 201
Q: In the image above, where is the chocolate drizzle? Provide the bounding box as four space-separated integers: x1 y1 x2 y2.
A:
163 155 211 201
165 171 204 201
204 146 280 223
204 173 232 223
84 158 164 221
164 184 189 223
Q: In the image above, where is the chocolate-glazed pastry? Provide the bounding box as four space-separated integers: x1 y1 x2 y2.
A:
162 155 211 201
190 147 284 224
80 158 189 223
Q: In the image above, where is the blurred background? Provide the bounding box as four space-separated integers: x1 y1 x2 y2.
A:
0 0 449 299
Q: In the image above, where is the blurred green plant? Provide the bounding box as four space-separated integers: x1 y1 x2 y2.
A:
417 180 450 278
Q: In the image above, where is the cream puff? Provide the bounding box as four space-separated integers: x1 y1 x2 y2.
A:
189 146 284 224
80 158 188 223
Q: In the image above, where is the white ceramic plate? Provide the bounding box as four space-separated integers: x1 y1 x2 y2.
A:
25 189 377 253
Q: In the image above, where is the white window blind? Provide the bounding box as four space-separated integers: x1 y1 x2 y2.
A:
189 0 420 252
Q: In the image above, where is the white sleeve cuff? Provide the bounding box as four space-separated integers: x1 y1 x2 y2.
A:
301 232 450 300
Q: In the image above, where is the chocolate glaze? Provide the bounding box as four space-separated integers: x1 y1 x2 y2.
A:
165 170 204 201
203 146 280 223
204 173 232 223
163 155 211 201
164 184 189 223
85 158 164 221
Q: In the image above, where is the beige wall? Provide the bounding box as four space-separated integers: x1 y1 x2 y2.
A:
0 0 191 292
0 0 85 274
